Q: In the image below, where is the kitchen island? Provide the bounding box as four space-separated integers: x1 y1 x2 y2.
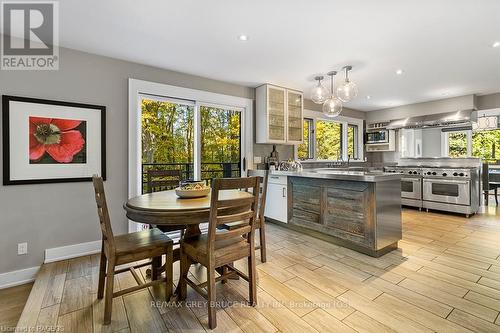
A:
269 169 402 257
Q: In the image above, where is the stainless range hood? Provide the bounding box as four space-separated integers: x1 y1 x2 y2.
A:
386 110 474 129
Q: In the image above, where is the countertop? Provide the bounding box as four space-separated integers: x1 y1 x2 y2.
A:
270 168 402 182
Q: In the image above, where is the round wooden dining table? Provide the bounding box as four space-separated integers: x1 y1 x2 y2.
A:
125 189 252 232
124 189 251 294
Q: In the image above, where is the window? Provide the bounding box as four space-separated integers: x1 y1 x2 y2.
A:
347 124 359 160
141 97 194 193
316 120 342 160
200 105 242 183
294 110 364 161
472 129 500 162
297 118 313 160
447 131 469 157
129 79 253 232
443 128 500 160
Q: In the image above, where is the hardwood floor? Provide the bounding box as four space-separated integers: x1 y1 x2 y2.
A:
0 283 33 329
13 207 500 332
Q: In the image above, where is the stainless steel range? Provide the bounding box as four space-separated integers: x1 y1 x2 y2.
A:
422 167 479 217
385 167 423 209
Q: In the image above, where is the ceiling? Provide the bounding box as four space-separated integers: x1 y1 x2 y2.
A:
34 1 500 110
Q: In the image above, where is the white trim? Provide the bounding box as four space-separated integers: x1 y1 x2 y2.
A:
128 79 254 232
44 240 101 263
0 266 39 289
296 109 364 161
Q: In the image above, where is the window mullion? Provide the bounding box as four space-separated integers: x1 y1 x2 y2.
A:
193 102 201 180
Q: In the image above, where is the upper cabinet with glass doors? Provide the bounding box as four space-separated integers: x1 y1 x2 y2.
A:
256 84 303 144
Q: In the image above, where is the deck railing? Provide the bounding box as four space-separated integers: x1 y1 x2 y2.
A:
141 162 241 194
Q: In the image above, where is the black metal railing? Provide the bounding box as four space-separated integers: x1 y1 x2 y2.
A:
141 162 241 194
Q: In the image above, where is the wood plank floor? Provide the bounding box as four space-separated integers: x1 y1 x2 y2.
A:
0 283 33 329
13 206 500 332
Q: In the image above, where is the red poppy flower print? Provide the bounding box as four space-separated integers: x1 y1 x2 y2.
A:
29 117 86 163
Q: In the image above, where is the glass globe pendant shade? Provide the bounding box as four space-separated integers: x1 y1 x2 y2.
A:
337 81 358 102
310 76 329 104
337 65 358 102
322 71 343 117
322 96 343 117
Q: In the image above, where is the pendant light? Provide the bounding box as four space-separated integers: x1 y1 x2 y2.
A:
322 71 343 117
337 65 358 102
310 75 329 104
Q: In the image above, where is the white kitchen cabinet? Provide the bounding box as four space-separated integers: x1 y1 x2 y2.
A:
265 175 288 223
256 84 303 144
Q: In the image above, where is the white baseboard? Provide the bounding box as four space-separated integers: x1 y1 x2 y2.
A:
0 240 101 290
45 240 101 263
0 266 39 289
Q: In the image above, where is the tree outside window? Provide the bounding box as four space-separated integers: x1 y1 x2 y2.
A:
347 124 358 159
447 131 468 157
472 129 500 162
316 120 342 160
297 119 312 160
446 129 500 161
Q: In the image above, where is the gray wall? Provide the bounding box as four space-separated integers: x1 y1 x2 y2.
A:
365 95 476 123
0 46 258 275
477 93 500 110
304 99 366 120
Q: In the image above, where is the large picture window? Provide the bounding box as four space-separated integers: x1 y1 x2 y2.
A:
443 128 500 161
296 110 363 161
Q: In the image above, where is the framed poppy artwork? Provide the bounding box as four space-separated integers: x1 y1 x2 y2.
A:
2 95 106 185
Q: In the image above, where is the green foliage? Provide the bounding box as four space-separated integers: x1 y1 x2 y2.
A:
141 99 241 183
472 129 500 162
448 129 500 161
141 99 193 164
448 132 468 157
347 125 357 159
298 120 357 160
316 120 342 160
297 120 310 160
200 106 241 179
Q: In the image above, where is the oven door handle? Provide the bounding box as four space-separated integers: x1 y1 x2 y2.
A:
401 178 420 182
423 179 469 185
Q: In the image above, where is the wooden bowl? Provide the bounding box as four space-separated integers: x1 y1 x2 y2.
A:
175 187 210 198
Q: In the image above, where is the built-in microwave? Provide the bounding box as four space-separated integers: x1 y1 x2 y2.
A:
366 130 389 144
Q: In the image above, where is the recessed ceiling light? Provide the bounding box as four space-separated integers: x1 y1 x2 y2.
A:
396 69 404 75
493 41 500 48
238 34 249 41
366 95 372 100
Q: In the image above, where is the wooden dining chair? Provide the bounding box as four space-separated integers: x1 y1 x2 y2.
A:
92 176 174 325
146 169 182 193
179 177 260 329
482 163 499 206
220 170 269 262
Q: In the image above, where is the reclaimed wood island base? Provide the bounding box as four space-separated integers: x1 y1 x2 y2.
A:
270 170 402 257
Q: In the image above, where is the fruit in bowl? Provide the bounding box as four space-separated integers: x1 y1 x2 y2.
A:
175 180 210 198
